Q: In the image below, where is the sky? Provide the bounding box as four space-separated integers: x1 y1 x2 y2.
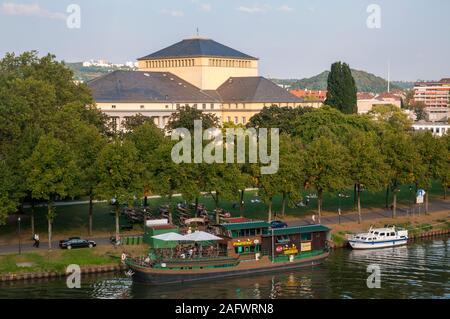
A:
0 0 449 81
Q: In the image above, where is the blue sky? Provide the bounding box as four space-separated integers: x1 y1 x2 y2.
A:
0 0 449 81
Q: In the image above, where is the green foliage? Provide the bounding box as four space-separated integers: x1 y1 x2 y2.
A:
302 136 351 194
325 62 357 114
94 139 143 204
0 51 106 223
369 104 412 131
412 132 447 190
166 106 219 132
0 161 18 225
285 69 404 93
22 135 78 203
246 105 313 134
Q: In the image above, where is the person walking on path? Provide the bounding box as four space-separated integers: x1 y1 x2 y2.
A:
33 233 40 248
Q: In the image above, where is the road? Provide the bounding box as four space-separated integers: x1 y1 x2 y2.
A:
0 236 113 255
1 199 448 255
287 200 449 226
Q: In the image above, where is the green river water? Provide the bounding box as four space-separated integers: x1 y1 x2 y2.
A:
0 237 448 299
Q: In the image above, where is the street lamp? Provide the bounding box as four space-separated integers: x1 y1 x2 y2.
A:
338 193 349 225
18 217 21 255
409 186 413 216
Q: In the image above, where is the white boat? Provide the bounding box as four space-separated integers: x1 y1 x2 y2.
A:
348 225 408 249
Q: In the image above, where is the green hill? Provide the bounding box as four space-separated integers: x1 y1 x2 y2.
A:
65 62 135 82
273 70 412 93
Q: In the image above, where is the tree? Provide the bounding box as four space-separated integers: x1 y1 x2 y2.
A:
369 104 412 131
380 130 420 218
257 136 304 221
0 160 18 225
412 132 447 213
247 105 313 134
347 132 389 223
439 134 450 199
292 106 378 143
166 106 219 132
71 124 106 236
22 135 78 249
302 136 350 223
0 51 104 233
95 139 143 241
325 62 357 114
127 122 166 206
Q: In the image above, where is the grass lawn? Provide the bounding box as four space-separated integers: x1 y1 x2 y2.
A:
0 245 148 274
0 181 446 242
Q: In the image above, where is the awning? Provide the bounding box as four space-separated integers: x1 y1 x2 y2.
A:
183 231 223 242
151 233 186 241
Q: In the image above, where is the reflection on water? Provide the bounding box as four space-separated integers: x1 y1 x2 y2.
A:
0 237 448 299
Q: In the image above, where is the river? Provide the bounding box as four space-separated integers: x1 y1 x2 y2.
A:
0 237 448 299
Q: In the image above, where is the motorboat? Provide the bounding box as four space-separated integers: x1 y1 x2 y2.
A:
348 225 408 249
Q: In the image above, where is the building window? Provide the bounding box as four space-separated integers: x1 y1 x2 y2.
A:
211 104 214 109
110 117 119 131
242 117 246 124
176 104 180 110
202 104 206 110
227 116 231 122
112 105 116 109
140 105 144 109
234 117 238 124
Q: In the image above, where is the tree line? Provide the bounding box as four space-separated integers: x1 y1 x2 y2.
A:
1 53 449 248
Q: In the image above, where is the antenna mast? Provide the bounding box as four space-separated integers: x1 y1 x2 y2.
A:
387 60 391 93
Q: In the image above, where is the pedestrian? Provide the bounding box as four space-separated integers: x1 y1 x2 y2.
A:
33 233 40 248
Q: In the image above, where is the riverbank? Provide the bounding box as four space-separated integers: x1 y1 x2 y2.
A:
1 208 448 282
0 245 146 282
329 209 450 248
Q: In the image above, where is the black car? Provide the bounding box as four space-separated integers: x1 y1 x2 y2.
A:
270 220 288 229
59 237 96 249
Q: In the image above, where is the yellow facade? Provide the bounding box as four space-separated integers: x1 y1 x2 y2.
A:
138 57 258 90
97 100 322 130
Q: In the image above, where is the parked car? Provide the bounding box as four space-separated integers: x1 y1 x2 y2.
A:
270 220 288 229
59 237 96 249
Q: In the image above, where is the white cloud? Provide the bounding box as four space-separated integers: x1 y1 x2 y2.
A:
277 5 294 12
160 9 184 17
237 4 271 14
1 2 66 20
200 4 212 12
191 0 212 12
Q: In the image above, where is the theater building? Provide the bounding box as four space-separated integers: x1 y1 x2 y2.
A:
88 37 307 130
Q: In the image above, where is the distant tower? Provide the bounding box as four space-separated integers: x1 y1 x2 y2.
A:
387 60 391 93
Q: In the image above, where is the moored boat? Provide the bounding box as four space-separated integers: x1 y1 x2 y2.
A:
348 225 408 249
124 221 331 285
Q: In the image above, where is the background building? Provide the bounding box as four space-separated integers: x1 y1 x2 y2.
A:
89 37 308 130
413 79 450 122
356 92 403 114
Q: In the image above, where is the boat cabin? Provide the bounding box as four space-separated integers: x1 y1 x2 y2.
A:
220 221 270 257
143 224 179 248
261 225 330 261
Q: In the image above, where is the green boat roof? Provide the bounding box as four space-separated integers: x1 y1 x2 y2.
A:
221 221 270 231
263 224 330 236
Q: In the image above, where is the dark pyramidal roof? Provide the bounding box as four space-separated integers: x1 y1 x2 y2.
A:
88 71 220 103
217 77 301 103
138 38 258 61
88 71 302 103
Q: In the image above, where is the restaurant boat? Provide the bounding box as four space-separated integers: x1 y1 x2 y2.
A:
124 221 331 285
348 225 408 249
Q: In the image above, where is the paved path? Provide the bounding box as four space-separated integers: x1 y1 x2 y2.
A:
0 236 113 255
287 200 449 227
